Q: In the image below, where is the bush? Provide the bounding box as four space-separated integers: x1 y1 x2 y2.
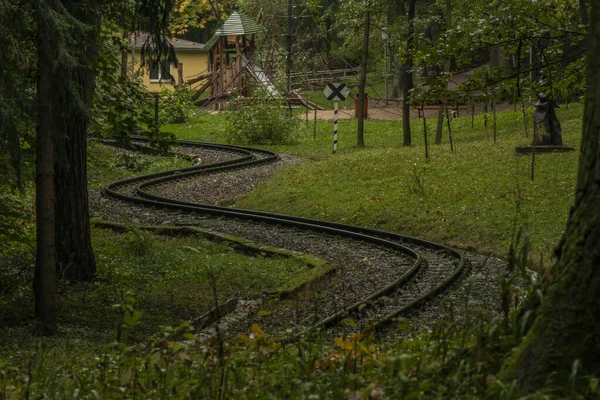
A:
0 187 34 315
226 90 299 145
0 188 34 257
157 86 194 125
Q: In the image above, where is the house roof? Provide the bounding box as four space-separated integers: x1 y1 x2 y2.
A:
203 11 263 50
130 32 206 51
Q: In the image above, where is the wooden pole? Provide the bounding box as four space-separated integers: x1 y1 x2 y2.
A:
531 143 536 181
286 0 293 116
219 38 224 95
384 38 388 106
435 99 445 145
313 109 317 140
521 102 529 138
131 35 135 79
357 10 370 147
484 102 488 140
423 108 429 159
492 99 497 143
235 37 241 90
446 102 454 153
178 62 183 88
305 107 309 126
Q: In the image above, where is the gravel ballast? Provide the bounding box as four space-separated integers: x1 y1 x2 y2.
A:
91 142 511 338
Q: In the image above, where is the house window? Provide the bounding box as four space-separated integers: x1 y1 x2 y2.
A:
150 61 171 82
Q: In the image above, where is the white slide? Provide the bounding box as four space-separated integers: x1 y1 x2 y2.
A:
240 54 279 97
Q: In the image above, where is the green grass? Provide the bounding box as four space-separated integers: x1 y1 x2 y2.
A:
1 228 309 346
164 103 582 262
87 141 193 188
90 228 309 334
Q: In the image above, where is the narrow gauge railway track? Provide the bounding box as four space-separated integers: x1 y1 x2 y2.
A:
101 138 467 336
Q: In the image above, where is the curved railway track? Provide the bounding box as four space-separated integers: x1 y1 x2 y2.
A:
100 137 468 337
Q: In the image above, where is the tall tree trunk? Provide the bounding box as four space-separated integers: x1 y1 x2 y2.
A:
499 1 600 391
386 4 396 99
392 61 402 99
402 0 416 146
35 4 57 336
391 0 403 99
435 100 445 145
579 0 589 25
53 0 99 281
357 9 370 147
435 0 452 145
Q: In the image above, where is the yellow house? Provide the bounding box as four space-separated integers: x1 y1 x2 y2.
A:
128 32 209 92
126 12 265 102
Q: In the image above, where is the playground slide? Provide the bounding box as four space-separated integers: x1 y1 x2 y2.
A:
240 54 279 97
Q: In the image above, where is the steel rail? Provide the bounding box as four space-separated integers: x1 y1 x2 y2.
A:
102 138 467 331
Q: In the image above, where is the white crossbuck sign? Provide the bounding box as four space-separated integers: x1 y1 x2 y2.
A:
323 83 349 102
323 83 349 153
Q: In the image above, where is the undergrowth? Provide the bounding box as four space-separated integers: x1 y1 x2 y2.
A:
2 297 596 398
0 228 309 344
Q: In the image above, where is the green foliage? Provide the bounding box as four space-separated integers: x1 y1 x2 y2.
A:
0 187 34 257
90 72 152 142
1 302 596 398
0 0 35 190
0 185 34 324
170 0 220 35
90 28 154 143
162 113 230 141
226 90 300 145
0 224 309 342
90 27 184 152
145 127 177 152
157 86 195 125
418 0 587 103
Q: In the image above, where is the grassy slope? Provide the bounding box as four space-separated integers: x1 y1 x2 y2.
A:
165 103 582 262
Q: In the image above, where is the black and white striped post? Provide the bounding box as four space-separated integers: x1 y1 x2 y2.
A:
324 82 349 154
333 102 339 152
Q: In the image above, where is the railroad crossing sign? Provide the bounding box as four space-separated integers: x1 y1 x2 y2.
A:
324 83 349 101
323 82 349 153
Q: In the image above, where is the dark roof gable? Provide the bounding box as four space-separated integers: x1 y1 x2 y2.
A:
130 32 206 51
